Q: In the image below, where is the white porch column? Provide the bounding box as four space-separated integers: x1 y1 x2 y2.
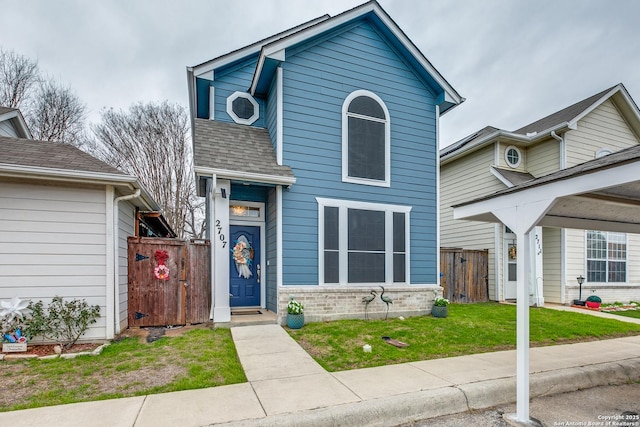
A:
212 179 231 323
515 227 533 421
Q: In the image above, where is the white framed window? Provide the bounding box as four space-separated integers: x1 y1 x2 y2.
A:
227 91 259 125
342 90 390 187
504 145 522 168
595 147 613 158
230 201 264 222
586 231 627 283
317 197 410 285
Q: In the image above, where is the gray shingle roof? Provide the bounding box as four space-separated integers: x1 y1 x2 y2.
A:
513 85 618 135
193 119 295 181
0 136 127 176
455 144 640 207
442 84 624 158
440 126 499 157
492 167 535 186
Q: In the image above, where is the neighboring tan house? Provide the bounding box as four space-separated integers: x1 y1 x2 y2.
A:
0 109 173 341
187 0 464 324
441 83 640 305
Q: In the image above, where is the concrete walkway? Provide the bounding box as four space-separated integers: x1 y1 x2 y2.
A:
1 309 640 426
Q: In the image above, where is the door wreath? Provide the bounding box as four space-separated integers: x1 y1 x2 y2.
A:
154 250 170 280
232 235 254 279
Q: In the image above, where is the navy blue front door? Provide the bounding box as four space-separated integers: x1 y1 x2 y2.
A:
229 225 261 307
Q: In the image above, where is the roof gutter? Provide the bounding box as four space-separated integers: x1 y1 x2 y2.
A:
195 166 296 187
0 163 138 184
440 122 572 165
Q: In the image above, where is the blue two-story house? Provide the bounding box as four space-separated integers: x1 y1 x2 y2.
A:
187 1 463 324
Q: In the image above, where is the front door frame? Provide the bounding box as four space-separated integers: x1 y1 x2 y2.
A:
229 201 266 308
504 226 517 300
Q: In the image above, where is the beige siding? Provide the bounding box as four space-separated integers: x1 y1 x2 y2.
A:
526 139 560 177
542 227 562 303
0 180 108 340
628 234 640 285
565 99 639 167
117 200 136 330
562 99 640 302
564 228 584 285
441 144 504 299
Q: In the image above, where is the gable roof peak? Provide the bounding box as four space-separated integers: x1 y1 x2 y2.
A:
512 83 624 135
188 1 463 116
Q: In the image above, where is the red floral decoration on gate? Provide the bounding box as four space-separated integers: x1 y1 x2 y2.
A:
154 250 170 280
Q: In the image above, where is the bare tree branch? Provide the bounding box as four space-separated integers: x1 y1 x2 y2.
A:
89 101 203 238
0 48 39 108
27 79 87 146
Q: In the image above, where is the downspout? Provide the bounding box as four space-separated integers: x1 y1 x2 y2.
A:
550 131 565 167
550 130 567 304
113 189 141 335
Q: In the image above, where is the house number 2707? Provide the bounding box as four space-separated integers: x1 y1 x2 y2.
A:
215 220 227 248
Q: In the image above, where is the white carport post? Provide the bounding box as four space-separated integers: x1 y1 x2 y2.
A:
492 199 554 425
453 198 555 424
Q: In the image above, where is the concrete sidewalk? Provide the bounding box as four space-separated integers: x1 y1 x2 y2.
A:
1 313 640 427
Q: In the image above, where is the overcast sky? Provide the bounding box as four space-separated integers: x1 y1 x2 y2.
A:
1 0 639 147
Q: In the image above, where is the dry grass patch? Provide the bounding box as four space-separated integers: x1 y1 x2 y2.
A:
0 326 246 412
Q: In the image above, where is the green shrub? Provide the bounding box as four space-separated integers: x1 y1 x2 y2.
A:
25 296 100 351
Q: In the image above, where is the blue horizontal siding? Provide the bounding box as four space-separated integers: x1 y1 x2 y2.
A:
280 21 439 286
197 55 267 128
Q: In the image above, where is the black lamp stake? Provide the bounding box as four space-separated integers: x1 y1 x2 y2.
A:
574 275 585 306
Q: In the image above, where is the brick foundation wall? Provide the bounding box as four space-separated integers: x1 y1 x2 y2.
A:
565 284 640 304
277 285 442 325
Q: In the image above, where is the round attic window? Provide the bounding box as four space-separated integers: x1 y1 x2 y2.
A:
504 146 522 168
227 92 259 125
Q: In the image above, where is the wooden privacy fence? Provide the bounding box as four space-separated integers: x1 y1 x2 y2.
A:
128 237 211 327
440 248 489 303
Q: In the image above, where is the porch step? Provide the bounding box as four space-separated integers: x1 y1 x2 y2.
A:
217 309 278 328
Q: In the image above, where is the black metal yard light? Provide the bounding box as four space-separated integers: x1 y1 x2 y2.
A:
573 275 585 306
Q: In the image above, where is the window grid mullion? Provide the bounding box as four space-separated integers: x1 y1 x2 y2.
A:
346 111 387 123
385 210 393 284
338 206 348 285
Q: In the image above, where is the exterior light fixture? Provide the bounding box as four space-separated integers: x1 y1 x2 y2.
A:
573 275 585 306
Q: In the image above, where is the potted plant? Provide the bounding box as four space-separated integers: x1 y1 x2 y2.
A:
585 295 602 309
286 296 304 329
432 297 449 318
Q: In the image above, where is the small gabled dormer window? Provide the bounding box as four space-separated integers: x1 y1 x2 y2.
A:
227 92 259 125
342 90 390 187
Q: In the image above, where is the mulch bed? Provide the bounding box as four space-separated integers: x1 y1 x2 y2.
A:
2 343 102 358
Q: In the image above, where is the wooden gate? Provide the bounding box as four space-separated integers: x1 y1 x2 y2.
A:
440 248 489 303
128 237 211 327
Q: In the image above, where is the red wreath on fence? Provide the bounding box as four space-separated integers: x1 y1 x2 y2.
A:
153 250 170 280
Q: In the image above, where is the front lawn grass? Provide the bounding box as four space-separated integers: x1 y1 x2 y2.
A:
0 327 246 412
287 302 640 371
607 310 640 319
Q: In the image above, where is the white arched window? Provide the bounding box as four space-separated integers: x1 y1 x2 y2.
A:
342 90 390 187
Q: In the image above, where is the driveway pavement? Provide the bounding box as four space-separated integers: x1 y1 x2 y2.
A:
404 383 640 426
